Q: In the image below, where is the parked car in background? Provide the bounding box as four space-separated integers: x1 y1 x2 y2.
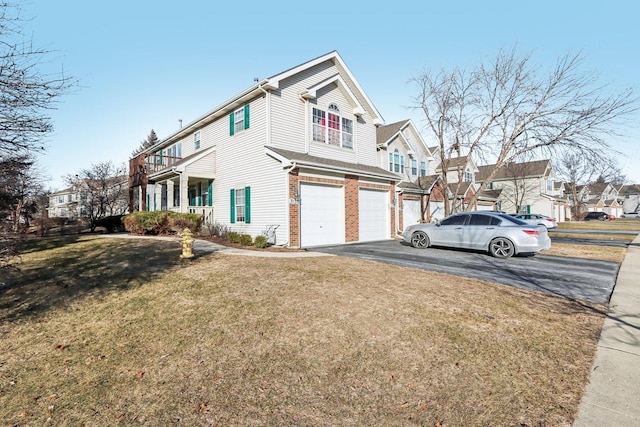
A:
403 211 551 259
583 211 612 221
621 212 640 219
512 213 558 229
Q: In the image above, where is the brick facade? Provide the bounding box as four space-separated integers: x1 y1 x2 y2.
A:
288 169 395 247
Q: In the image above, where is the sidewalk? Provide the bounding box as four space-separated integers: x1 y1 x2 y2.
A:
573 234 640 426
101 233 332 258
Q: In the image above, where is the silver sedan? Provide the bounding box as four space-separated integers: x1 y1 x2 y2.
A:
403 211 551 259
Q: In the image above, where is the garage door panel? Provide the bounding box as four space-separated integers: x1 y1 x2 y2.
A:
300 184 343 247
403 200 421 226
359 189 389 242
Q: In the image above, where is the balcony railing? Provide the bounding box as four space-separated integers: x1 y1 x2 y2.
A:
145 154 182 174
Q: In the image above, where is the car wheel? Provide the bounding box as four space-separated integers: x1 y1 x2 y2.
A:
489 237 515 259
411 231 430 248
599 216 606 221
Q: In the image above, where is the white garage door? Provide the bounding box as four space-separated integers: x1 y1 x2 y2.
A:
403 200 422 226
476 204 494 211
359 189 389 242
300 184 343 247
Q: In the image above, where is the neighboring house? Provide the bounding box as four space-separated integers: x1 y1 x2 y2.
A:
476 159 569 221
128 51 399 248
47 187 77 220
578 182 623 218
375 119 440 230
48 178 129 222
435 155 500 214
619 184 640 214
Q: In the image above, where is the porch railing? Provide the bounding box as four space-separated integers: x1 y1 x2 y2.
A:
188 206 214 225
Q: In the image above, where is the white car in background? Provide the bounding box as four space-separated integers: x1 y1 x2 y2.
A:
512 213 558 229
621 212 640 219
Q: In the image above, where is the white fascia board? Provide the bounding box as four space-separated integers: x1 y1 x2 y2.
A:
143 80 270 154
300 74 366 116
270 50 385 125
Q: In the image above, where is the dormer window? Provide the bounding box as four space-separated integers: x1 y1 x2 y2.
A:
312 103 353 149
464 168 473 182
388 148 405 174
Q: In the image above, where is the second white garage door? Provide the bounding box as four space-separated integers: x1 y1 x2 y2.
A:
359 189 389 242
403 200 422 226
300 184 343 247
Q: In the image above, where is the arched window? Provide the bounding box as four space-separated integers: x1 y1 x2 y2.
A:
312 103 353 149
388 148 405 174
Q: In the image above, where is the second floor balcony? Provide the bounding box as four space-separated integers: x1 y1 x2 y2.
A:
145 153 182 174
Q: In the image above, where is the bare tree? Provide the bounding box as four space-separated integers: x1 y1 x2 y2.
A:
66 161 128 232
411 46 638 216
554 150 625 218
0 2 76 156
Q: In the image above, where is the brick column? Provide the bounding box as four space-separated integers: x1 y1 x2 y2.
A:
288 170 300 247
345 175 359 242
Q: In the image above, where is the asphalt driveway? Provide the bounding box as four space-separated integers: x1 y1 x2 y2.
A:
312 240 619 304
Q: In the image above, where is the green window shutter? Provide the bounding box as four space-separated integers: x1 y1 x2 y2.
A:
244 104 250 129
244 186 251 224
229 112 235 136
189 187 196 206
230 189 235 223
208 180 213 207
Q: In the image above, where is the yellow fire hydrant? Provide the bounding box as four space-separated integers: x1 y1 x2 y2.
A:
180 228 195 259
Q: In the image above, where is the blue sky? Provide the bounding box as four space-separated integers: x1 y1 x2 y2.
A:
21 0 640 190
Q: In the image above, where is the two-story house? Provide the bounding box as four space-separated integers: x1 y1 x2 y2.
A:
47 187 78 220
375 119 445 231
128 51 399 248
579 182 623 218
476 159 569 221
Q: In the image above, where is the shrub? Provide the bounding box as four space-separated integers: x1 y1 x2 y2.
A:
254 235 268 248
96 215 125 233
207 222 230 238
122 211 203 235
227 231 241 243
239 234 253 246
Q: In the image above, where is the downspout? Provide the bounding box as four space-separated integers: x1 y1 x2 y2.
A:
299 94 309 153
259 83 271 146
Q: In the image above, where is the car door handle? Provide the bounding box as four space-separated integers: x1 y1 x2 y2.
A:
486 227 495 230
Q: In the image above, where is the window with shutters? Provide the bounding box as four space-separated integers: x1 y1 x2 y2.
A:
230 104 250 135
231 187 251 224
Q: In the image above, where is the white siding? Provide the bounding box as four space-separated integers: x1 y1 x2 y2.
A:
213 95 290 245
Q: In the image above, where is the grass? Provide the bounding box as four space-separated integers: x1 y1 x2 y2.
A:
545 242 627 263
0 235 606 426
559 219 640 231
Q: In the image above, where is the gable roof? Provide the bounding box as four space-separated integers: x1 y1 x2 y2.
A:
476 159 551 182
619 184 640 196
397 174 441 193
143 51 383 154
376 119 432 159
376 120 409 145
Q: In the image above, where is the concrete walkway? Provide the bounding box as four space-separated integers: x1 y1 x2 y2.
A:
100 233 332 258
573 234 640 426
